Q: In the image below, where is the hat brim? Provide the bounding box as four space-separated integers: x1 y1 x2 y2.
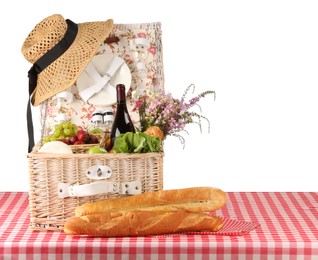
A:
32 19 113 106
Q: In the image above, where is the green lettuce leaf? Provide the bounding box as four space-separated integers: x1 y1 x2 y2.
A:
113 132 161 153
133 132 147 153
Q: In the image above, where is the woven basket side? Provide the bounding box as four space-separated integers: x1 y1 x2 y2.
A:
27 151 163 231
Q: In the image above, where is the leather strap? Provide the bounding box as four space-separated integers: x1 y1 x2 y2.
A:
57 179 142 198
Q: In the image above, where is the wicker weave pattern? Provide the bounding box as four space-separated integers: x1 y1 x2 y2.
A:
27 145 163 231
22 14 113 106
22 15 67 63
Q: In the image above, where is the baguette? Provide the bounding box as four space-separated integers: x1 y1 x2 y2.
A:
75 187 226 217
64 210 224 237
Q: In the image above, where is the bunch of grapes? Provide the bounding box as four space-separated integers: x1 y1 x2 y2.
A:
42 121 100 145
42 121 78 144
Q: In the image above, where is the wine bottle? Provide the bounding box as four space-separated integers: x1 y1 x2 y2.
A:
109 84 135 149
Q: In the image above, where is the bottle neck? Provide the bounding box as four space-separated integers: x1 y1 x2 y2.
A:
116 84 126 103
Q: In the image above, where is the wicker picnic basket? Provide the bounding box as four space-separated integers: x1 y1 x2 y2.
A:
27 144 164 231
24 18 165 231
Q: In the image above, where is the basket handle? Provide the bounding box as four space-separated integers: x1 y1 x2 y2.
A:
57 179 141 198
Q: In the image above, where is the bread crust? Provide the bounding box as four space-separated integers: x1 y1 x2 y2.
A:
144 126 164 140
64 211 224 237
75 187 226 217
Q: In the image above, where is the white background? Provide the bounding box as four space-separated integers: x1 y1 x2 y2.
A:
1 0 318 192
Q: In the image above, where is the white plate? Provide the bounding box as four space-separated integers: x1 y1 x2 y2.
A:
76 54 131 106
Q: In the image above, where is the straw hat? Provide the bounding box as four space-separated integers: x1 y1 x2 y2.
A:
22 14 114 106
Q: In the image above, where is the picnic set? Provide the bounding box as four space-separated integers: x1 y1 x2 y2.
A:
22 14 244 237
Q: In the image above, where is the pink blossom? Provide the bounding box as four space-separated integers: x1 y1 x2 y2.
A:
132 99 143 111
148 46 156 56
137 32 147 38
88 105 95 113
124 54 133 64
47 106 53 114
87 114 92 120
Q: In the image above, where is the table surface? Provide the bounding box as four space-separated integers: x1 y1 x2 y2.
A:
0 191 317 259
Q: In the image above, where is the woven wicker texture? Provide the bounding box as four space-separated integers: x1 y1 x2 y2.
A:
22 14 113 106
27 144 164 231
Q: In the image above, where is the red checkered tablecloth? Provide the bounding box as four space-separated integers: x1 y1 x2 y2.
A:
0 192 317 259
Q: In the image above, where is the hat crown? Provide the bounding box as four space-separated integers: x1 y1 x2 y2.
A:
22 14 67 64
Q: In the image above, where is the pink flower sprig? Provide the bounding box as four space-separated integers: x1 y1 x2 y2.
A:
133 84 216 146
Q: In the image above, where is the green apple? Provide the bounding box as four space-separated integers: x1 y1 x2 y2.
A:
88 146 108 154
89 128 104 135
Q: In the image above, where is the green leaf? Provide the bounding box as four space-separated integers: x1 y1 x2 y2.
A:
113 137 129 153
113 132 161 153
133 133 147 153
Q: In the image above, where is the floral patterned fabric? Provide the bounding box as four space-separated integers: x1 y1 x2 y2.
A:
39 22 164 140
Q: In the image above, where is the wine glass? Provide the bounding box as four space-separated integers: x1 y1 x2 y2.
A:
129 37 150 99
52 91 73 123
